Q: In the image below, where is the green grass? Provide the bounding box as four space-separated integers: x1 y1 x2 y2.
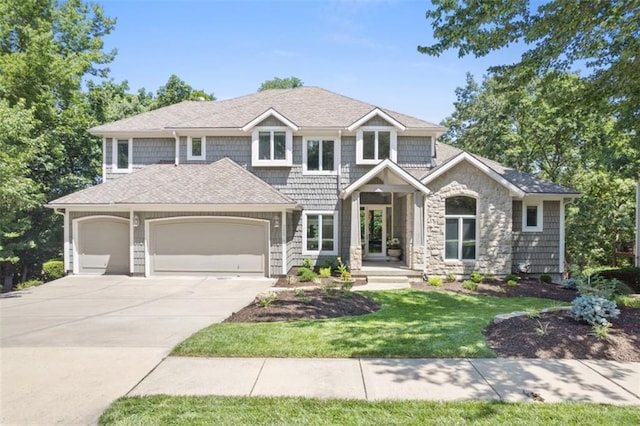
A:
172 290 561 358
100 395 640 426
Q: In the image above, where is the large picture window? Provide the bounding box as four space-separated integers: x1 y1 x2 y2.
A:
444 196 477 261
303 138 336 173
303 212 338 255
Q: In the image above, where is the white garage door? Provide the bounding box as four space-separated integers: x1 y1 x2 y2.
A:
149 217 269 276
77 217 129 274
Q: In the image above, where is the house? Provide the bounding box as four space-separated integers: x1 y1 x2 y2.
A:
46 87 579 279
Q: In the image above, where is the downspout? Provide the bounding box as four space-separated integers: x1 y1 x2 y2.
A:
54 208 69 274
423 194 428 271
337 129 342 256
173 131 179 165
102 137 107 182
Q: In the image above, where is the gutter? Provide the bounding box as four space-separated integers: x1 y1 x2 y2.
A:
173 130 179 165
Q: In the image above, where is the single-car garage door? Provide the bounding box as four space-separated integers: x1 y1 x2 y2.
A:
76 216 129 274
148 217 269 276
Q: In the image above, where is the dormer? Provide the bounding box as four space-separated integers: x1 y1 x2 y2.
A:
242 108 298 167
348 108 406 165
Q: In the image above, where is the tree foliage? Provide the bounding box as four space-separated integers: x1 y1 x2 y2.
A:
154 74 214 109
258 76 303 91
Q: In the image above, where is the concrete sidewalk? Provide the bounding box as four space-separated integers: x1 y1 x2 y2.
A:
130 357 640 405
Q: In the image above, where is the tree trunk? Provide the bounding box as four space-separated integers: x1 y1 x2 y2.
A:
2 262 14 293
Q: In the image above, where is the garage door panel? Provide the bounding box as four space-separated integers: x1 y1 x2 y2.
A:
150 218 269 276
78 218 129 274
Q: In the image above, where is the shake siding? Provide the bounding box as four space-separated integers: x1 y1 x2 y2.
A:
69 211 130 271
397 136 432 168
133 211 282 276
512 200 561 274
104 138 174 181
362 116 393 127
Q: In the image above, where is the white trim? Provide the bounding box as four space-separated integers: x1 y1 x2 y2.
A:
443 196 478 262
72 215 130 275
522 200 544 232
347 108 407 132
559 200 566 274
422 152 526 198
251 127 293 167
173 131 179 165
302 136 339 175
281 211 287 276
187 136 206 161
361 205 387 259
102 138 106 181
145 216 271 277
63 210 70 272
241 108 299 132
129 211 135 274
302 211 339 256
47 203 300 212
111 138 132 173
355 127 397 165
341 159 430 199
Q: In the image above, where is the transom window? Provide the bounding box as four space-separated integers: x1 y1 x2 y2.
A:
303 212 338 255
523 201 543 232
187 136 206 160
112 138 132 173
356 128 397 164
251 128 292 166
444 196 477 261
303 138 336 174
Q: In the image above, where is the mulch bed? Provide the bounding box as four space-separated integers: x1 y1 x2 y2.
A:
224 278 639 361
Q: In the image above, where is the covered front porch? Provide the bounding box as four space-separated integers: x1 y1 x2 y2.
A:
341 160 430 272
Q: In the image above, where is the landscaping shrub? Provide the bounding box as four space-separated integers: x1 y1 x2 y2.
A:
571 295 620 326
16 279 44 290
301 258 313 269
42 260 64 281
578 276 631 300
427 276 443 287
539 274 552 284
507 280 518 287
469 272 483 283
615 295 640 309
298 267 317 282
462 280 478 291
562 278 581 290
445 272 457 283
505 273 518 282
319 267 332 278
595 267 640 293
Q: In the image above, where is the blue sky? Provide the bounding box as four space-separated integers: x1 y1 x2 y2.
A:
96 0 525 124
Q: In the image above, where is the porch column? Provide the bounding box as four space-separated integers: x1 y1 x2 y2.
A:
350 191 362 270
412 191 425 270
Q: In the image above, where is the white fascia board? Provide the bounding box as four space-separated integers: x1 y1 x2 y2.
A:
89 130 173 138
347 108 407 132
54 204 300 212
422 153 526 198
341 159 430 199
521 193 580 201
241 108 299 132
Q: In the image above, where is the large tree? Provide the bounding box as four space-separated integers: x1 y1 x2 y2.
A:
258 76 303 91
154 74 214 109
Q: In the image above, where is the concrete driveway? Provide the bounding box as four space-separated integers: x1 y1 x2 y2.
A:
0 275 272 425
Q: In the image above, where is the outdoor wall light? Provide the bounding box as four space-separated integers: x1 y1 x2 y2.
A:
274 216 280 229
133 214 140 227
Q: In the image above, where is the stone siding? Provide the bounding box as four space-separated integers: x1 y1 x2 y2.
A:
512 200 561 274
425 162 513 277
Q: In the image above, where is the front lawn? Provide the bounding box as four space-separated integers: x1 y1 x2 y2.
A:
100 395 640 425
172 289 560 358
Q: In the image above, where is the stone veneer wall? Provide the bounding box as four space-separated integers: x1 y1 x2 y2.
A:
425 162 513 277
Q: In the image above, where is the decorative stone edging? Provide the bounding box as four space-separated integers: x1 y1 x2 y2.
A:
493 306 572 324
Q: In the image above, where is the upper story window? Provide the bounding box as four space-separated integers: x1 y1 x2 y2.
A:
112 138 132 173
444 196 477 261
303 137 337 174
523 201 543 232
303 211 338 255
187 136 206 161
356 128 397 165
252 128 292 166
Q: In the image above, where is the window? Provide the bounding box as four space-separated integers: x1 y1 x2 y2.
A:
112 138 132 173
356 128 397 164
523 201 543 232
187 136 206 160
251 128 292 166
303 212 338 255
444 196 477 261
303 137 337 174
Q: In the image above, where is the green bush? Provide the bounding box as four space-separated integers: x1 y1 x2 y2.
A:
462 280 478 291
469 273 483 283
16 279 44 290
427 276 443 287
539 274 552 284
507 280 518 287
319 267 332 278
578 276 632 300
595 267 640 293
42 260 64 281
571 295 620 326
615 295 640 309
301 258 313 269
505 273 518 282
298 267 317 282
444 273 457 283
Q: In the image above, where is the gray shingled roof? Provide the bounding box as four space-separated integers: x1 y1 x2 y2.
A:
89 87 444 134
427 142 579 195
47 158 299 206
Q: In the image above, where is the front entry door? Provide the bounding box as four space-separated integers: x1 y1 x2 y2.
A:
360 207 386 258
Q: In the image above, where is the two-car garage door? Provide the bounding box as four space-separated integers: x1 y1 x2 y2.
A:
148 217 269 276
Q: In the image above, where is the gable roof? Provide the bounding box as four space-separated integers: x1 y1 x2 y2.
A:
89 87 445 135
46 158 299 210
424 143 580 196
341 159 430 199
